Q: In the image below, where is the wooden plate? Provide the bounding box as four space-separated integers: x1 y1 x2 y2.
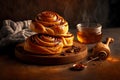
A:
15 41 88 65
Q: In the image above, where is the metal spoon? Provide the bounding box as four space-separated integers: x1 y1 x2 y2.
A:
70 50 110 71
70 56 99 71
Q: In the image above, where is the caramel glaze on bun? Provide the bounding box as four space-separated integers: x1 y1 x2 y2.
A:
24 11 74 55
30 11 69 36
24 34 63 55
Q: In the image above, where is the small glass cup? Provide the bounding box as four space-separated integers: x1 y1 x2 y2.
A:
77 23 102 44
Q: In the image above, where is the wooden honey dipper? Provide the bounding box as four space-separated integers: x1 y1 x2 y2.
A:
91 37 114 60
71 37 114 71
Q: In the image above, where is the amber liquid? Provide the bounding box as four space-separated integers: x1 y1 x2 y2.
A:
77 31 102 44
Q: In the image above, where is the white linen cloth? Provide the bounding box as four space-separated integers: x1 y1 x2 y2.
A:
0 20 36 48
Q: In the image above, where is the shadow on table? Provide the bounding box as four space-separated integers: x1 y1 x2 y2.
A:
0 44 16 58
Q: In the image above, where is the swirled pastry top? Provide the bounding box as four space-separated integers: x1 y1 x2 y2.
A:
24 34 63 55
30 11 69 36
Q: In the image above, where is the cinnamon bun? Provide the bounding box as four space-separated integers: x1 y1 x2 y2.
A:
24 34 63 55
30 11 69 36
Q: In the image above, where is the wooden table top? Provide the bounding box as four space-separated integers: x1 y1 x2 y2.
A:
0 28 120 80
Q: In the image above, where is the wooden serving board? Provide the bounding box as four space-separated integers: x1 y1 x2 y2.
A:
15 41 88 65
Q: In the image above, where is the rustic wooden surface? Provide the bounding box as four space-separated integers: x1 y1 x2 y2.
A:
0 28 120 80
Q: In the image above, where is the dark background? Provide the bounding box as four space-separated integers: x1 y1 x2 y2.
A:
0 0 120 28
108 0 120 27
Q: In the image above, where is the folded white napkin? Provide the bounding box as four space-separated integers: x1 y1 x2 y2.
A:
0 20 36 48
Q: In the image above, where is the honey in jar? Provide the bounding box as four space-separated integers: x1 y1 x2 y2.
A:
77 23 102 44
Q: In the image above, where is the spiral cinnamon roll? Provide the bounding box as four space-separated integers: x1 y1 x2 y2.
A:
30 11 69 36
24 34 63 55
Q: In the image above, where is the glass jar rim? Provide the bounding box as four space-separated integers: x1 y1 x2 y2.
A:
76 23 102 28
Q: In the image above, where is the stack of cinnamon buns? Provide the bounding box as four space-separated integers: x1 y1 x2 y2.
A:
24 11 74 55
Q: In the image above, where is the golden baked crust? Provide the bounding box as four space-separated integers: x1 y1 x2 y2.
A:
24 11 74 55
61 33 74 47
30 11 68 36
24 34 63 55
